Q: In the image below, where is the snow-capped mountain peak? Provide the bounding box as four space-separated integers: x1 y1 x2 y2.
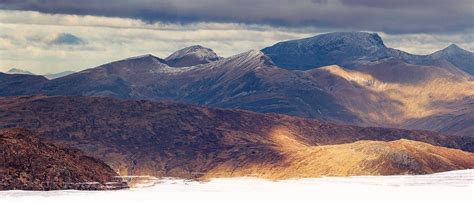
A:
303 31 386 49
261 32 389 70
165 45 221 67
436 44 471 55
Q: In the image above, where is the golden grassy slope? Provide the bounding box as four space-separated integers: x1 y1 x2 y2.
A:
204 126 474 179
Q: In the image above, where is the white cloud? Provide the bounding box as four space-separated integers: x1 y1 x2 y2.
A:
380 32 474 55
0 10 472 74
0 10 314 74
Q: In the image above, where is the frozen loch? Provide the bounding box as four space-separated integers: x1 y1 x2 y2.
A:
2 169 473 203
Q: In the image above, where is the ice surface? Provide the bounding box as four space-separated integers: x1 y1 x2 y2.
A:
2 169 473 203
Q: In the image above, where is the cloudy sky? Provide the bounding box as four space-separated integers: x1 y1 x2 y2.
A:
0 0 473 74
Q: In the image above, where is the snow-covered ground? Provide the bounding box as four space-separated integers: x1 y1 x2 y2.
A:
2 169 473 203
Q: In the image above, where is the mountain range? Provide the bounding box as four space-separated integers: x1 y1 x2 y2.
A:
1 32 473 188
1 32 472 136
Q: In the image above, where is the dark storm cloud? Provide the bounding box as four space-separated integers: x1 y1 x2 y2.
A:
50 33 85 45
0 0 472 34
339 0 469 8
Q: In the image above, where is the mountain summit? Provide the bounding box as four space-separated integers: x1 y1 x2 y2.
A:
262 32 390 70
165 45 221 67
430 44 474 75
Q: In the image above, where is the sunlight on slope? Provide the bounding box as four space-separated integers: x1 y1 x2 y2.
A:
204 126 474 179
321 65 474 125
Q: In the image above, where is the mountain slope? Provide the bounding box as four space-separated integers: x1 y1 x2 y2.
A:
0 128 127 190
309 60 474 132
0 96 473 179
402 100 474 137
42 54 169 98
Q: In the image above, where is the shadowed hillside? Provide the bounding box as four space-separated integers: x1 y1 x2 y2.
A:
0 128 127 190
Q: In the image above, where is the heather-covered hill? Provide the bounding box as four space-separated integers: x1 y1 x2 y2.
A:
0 128 127 190
1 96 473 179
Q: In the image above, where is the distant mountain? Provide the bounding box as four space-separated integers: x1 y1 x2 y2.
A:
165 45 222 67
0 73 48 96
1 96 473 178
262 32 474 75
6 68 34 75
4 68 75 79
44 71 75 79
0 128 127 190
42 54 170 98
430 44 474 75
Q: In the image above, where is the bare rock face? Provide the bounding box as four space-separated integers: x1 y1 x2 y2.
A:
0 128 128 190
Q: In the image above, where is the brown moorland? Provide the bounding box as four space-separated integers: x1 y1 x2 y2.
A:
0 128 128 190
0 96 473 180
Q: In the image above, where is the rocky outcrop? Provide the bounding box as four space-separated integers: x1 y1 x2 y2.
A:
0 128 128 190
